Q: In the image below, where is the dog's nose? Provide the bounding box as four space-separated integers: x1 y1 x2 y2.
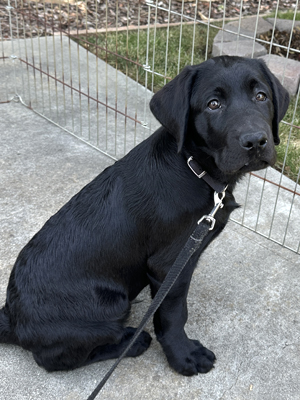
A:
239 132 268 151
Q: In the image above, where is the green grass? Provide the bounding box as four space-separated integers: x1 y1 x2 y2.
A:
78 24 219 93
262 9 300 180
267 10 300 21
76 23 299 182
277 98 300 181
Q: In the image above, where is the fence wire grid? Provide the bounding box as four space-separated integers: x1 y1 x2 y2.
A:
1 0 300 253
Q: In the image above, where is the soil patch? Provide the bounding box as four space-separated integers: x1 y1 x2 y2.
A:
260 27 300 61
0 0 295 39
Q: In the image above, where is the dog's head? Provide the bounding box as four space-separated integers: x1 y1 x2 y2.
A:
150 56 290 180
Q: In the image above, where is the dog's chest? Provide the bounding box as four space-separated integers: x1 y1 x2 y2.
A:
214 191 239 227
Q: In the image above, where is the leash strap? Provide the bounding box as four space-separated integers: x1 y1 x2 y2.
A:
87 189 226 400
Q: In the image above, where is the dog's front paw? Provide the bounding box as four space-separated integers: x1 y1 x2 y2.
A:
165 339 216 376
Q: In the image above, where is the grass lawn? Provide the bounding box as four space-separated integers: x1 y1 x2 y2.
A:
267 10 300 21
76 23 300 182
78 23 219 92
278 97 300 182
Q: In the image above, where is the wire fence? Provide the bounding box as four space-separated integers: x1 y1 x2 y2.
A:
1 0 300 252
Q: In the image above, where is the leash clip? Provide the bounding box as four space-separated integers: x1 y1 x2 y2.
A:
198 187 228 230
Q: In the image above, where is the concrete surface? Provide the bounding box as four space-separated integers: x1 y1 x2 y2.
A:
213 25 256 43
1 36 159 159
232 166 300 252
212 39 267 58
228 16 273 37
212 17 270 58
259 54 300 96
266 18 300 33
1 100 300 400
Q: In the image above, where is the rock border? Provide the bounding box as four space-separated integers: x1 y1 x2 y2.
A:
212 16 300 95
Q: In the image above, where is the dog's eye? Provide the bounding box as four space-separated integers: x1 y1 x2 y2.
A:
208 100 221 110
256 92 267 101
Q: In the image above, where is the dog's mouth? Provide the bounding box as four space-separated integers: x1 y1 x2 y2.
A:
217 159 271 177
239 159 270 173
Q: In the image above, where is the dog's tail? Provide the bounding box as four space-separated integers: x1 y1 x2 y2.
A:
0 307 18 344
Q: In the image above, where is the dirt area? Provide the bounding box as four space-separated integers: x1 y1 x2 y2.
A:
260 27 300 61
0 0 296 39
1 1 300 61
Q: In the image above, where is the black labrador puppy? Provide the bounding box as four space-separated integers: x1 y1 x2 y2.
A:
0 56 289 376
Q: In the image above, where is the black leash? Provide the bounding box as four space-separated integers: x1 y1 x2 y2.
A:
87 187 227 400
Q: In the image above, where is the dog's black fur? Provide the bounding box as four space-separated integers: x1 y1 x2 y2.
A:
0 56 289 375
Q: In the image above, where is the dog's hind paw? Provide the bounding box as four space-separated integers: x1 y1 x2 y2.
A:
124 327 152 358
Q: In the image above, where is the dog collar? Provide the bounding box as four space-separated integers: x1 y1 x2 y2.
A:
187 156 227 193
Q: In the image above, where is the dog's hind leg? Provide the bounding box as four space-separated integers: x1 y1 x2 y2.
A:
32 327 151 371
85 327 152 365
30 285 152 371
0 307 18 345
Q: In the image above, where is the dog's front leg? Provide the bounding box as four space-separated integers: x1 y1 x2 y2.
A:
147 255 216 376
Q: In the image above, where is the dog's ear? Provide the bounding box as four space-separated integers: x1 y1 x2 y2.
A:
258 59 290 145
150 66 198 152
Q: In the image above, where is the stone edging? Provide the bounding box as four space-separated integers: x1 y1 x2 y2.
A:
211 16 300 95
